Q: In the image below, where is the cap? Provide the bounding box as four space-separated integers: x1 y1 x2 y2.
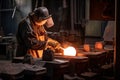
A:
34 7 51 20
31 7 54 28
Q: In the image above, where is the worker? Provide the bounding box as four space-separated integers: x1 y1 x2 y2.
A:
16 7 61 58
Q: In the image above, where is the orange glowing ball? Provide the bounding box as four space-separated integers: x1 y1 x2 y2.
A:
95 42 103 50
64 46 76 56
84 44 90 52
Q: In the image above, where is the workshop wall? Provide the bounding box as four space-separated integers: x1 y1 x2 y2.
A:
0 0 32 35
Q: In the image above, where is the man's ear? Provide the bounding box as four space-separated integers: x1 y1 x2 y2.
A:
28 12 37 24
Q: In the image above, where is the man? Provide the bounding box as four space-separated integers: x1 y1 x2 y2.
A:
16 7 61 58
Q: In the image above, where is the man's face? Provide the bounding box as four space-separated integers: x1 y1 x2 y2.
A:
35 19 47 26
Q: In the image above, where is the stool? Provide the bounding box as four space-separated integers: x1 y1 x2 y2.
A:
24 64 46 80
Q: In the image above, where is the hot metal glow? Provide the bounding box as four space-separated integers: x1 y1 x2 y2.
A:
64 46 76 56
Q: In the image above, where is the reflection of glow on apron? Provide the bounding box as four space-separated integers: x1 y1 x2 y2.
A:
29 26 46 58
36 35 45 58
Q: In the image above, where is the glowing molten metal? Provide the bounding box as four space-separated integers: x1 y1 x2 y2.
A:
63 46 76 56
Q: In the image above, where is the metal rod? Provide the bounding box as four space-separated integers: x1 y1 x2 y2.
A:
0 9 14 12
35 0 38 8
41 0 44 7
12 6 16 19
70 0 75 34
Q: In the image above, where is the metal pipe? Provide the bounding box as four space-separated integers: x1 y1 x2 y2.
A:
12 6 16 19
70 0 75 34
0 9 14 12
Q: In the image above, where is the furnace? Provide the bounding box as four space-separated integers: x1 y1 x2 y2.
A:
54 46 89 77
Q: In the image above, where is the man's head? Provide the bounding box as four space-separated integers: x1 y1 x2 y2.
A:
29 7 54 27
